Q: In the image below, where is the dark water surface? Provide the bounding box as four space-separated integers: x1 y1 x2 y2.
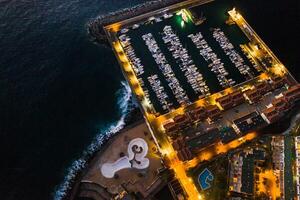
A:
0 0 298 200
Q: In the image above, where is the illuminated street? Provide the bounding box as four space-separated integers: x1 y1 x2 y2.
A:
257 170 280 200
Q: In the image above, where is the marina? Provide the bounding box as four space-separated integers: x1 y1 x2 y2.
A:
189 32 234 88
142 33 190 107
115 5 260 114
162 26 210 97
147 74 173 112
212 28 255 79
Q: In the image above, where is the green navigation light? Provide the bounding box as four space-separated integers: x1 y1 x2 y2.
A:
181 21 185 28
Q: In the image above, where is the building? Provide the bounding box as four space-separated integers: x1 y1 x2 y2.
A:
172 137 186 151
206 105 222 121
271 76 287 89
229 153 243 193
283 84 300 103
229 149 266 196
261 106 280 124
216 95 234 110
177 147 193 162
271 136 285 199
231 91 246 106
271 97 290 112
164 122 179 135
186 128 221 152
168 178 185 200
244 88 261 104
174 114 191 129
261 84 300 124
163 114 191 136
189 106 207 121
220 126 239 144
233 112 266 134
172 137 193 162
172 135 194 162
256 81 271 95
295 136 300 200
216 91 245 111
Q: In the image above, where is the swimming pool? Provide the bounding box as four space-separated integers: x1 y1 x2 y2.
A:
198 168 214 190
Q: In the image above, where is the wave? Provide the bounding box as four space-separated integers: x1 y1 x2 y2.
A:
53 81 133 200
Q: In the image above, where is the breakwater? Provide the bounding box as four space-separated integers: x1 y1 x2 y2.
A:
87 0 182 44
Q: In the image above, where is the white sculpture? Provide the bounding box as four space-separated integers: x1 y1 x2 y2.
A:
101 138 149 178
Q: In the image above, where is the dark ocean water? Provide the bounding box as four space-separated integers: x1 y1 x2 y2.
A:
0 1 144 200
0 0 298 200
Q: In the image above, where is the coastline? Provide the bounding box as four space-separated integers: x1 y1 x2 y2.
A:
62 107 144 200
63 0 300 199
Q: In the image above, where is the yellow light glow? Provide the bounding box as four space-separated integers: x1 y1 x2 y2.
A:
186 132 258 169
114 42 122 52
257 169 281 199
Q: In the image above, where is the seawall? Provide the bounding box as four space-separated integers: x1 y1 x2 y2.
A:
87 0 182 44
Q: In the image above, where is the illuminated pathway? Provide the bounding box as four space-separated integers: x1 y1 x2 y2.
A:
169 155 202 199
186 132 258 169
257 170 280 200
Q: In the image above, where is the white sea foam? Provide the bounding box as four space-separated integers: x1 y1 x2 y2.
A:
53 81 133 200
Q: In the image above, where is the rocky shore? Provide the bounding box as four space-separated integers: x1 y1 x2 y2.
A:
87 0 182 44
61 106 143 200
